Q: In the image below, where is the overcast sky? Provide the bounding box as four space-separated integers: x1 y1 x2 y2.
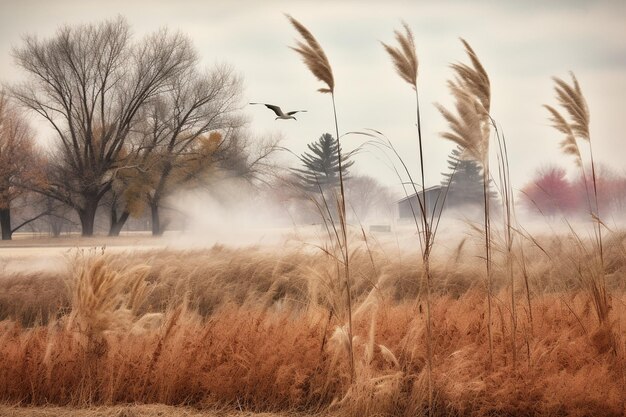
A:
1 0 625 192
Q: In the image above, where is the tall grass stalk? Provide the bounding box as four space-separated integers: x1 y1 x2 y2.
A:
435 38 494 367
286 14 355 382
544 72 608 324
382 21 436 411
493 122 519 368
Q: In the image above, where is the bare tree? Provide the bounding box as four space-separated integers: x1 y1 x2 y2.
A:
344 175 395 222
119 65 246 235
106 123 278 236
10 17 196 235
0 91 44 240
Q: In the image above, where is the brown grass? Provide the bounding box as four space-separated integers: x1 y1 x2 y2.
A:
0 233 624 416
287 15 355 383
545 72 609 327
436 38 498 372
0 404 293 416
382 20 437 410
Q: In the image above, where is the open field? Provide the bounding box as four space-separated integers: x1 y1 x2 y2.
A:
0 229 624 417
0 404 293 417
1 1 624 415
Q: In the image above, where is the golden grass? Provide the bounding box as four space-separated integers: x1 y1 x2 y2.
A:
0 233 624 416
548 72 590 142
436 38 499 372
381 21 418 89
435 39 491 165
545 72 609 328
451 39 491 115
544 104 582 165
286 15 334 94
287 14 356 383
544 72 590 167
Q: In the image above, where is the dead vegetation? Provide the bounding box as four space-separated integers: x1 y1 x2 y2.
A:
0 404 294 417
0 232 624 416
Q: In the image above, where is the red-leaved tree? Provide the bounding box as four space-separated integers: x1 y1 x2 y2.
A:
572 163 626 217
521 166 580 217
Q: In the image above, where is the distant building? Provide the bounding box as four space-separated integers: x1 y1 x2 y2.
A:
397 186 447 220
398 184 497 220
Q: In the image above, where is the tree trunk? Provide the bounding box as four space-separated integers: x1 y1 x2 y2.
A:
150 202 162 236
50 220 63 237
0 208 12 240
78 199 99 236
150 164 171 237
109 209 130 236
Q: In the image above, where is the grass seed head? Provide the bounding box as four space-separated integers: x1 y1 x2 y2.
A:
382 21 418 89
286 14 334 94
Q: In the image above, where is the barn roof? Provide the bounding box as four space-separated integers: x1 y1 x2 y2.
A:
396 185 446 204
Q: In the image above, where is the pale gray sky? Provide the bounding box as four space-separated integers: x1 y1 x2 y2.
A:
1 0 625 192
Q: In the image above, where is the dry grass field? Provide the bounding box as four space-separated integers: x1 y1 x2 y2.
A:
1 4 624 417
0 228 624 416
0 404 293 417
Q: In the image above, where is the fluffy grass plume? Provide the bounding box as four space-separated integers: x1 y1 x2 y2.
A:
435 87 488 165
381 21 418 89
436 39 491 165
544 104 582 165
546 72 590 141
285 14 334 94
451 39 491 114
543 72 590 166
66 254 150 337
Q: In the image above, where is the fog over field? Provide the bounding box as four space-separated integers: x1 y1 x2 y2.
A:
0 1 625 416
1 0 625 190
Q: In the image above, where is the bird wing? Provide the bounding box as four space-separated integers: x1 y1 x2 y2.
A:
287 110 307 116
250 102 283 117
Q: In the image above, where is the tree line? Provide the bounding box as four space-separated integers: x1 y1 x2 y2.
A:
0 17 274 240
7 16 609 241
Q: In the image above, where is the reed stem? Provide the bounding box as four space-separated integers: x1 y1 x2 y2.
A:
332 93 355 383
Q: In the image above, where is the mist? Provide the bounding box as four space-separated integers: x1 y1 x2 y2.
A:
168 180 292 247
163 175 626 257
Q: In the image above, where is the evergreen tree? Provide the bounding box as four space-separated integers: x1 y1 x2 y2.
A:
442 145 493 206
292 133 354 193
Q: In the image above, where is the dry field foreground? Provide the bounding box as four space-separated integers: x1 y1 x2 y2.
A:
0 230 625 417
0 404 290 417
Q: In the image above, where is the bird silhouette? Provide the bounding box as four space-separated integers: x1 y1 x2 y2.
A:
250 103 307 120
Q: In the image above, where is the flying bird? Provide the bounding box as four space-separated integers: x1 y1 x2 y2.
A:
250 103 307 120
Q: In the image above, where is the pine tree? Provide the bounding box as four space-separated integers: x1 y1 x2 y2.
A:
292 133 354 193
441 145 492 206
